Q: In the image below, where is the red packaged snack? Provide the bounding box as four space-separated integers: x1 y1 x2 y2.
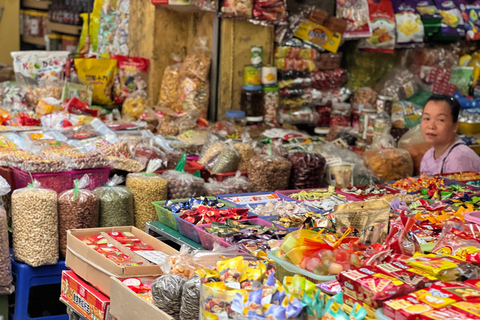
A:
359 0 396 53
383 215 422 256
432 229 480 263
111 55 149 104
131 243 155 251
422 307 480 320
383 294 429 320
94 246 122 255
63 97 100 117
451 301 480 319
376 262 438 288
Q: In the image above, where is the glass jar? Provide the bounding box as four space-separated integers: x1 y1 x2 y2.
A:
241 85 263 124
226 110 246 127
29 11 40 36
358 108 376 145
263 86 279 124
62 35 79 53
49 34 62 51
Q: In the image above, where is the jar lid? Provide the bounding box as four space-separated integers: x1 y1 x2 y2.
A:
243 85 263 91
246 116 263 122
263 86 279 92
314 127 329 135
226 110 246 118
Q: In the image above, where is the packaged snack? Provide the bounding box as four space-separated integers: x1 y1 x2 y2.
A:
75 58 117 105
12 179 58 267
407 253 480 281
199 140 225 165
58 175 99 257
359 0 396 53
248 151 292 192
252 0 286 25
391 0 425 47
112 55 149 104
157 55 182 110
288 152 326 189
461 0 480 41
95 175 134 227
111 0 130 56
126 160 168 229
336 0 372 39
326 163 355 188
220 0 253 18
293 20 343 53
97 0 117 55
434 0 465 38
122 82 148 121
151 274 187 319
363 148 414 181
10 51 69 85
0 177 11 288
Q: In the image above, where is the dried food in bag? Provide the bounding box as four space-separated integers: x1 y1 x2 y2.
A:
461 1 480 41
220 0 253 18
112 55 149 104
392 0 425 47
434 0 465 38
289 152 326 189
223 171 251 193
363 147 414 181
336 0 372 39
162 170 205 199
261 140 288 158
234 140 255 171
205 179 229 197
122 83 148 121
179 38 211 82
11 51 69 86
158 55 182 110
0 176 11 287
152 274 187 319
248 152 291 192
359 0 396 53
58 175 99 257
75 58 117 105
180 274 201 320
95 175 134 227
126 160 168 229
252 0 286 25
199 140 225 165
211 141 241 174
12 179 58 267
178 77 209 118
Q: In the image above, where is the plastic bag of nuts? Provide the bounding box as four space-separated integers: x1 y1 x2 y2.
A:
58 175 99 257
126 159 168 229
162 170 205 199
248 152 292 192
198 133 224 163
152 274 187 319
205 178 229 197
223 171 250 193
95 175 134 227
288 152 327 189
12 179 58 267
198 141 224 165
234 139 256 171
210 141 240 174
0 176 11 287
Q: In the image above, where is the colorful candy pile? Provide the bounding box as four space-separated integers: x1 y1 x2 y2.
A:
391 173 446 192
179 205 249 225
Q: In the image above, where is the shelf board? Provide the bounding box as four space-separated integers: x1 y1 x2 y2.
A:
46 21 82 35
22 0 51 9
22 35 46 46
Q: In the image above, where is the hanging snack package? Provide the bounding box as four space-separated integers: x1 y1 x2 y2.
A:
75 58 117 105
434 0 465 38
126 159 168 230
336 0 372 39
157 55 182 110
461 0 480 41
335 199 390 245
248 149 292 192
58 175 99 257
0 176 11 288
112 55 149 104
112 0 130 56
220 0 253 18
180 38 211 82
78 0 101 53
252 0 286 25
97 0 117 55
359 0 396 53
12 179 58 267
392 0 425 47
95 175 134 227
11 51 69 86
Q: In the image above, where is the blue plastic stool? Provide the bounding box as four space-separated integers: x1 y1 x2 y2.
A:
10 258 69 320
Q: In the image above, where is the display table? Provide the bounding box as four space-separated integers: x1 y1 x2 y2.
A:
145 221 204 250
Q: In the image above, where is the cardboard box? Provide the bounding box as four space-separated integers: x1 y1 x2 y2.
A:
66 226 178 296
110 277 173 320
61 270 112 320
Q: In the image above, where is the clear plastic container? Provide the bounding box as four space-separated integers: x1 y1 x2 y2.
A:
263 86 280 124
240 85 263 123
225 110 246 127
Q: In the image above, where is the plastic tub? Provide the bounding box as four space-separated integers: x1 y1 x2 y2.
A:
217 192 294 208
267 250 335 284
375 308 392 320
195 218 284 250
152 197 233 231
276 188 360 202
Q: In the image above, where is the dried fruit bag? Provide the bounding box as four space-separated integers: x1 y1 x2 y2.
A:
75 58 117 105
359 0 396 53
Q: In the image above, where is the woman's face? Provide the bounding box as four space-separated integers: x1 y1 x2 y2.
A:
421 100 458 146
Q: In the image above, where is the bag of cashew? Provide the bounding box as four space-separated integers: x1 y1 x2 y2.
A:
0 175 12 290
12 179 58 267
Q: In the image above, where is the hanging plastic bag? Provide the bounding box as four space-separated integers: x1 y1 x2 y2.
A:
112 0 130 55
391 0 425 47
58 175 99 257
75 58 117 105
126 159 168 229
157 54 182 110
77 0 102 53
95 174 134 227
97 0 117 55
220 0 253 18
12 179 58 267
336 0 372 39
0 176 11 288
112 55 149 104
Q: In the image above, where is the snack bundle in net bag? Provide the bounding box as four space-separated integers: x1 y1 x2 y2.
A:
248 147 292 192
58 175 99 257
12 179 58 267
0 176 11 288
126 159 168 229
95 174 134 227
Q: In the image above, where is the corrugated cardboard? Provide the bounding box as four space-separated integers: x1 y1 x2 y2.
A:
66 226 178 296
110 277 173 320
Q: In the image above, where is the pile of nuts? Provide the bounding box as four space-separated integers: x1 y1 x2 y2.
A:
162 171 205 199
248 155 291 192
12 186 58 267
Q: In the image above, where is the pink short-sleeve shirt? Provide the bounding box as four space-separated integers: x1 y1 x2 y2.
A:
420 141 480 175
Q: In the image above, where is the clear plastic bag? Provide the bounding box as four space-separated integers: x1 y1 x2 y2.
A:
398 124 430 175
375 67 424 102
126 160 168 229
0 176 11 287
198 133 224 162
162 170 206 199
198 141 225 165
363 148 414 182
12 179 58 267
261 140 289 158
152 274 187 319
211 141 241 174
248 151 292 192
288 152 326 189
180 274 201 320
205 178 229 197
122 81 148 121
132 138 168 169
95 175 134 227
58 175 99 257
158 55 182 110
336 0 372 39
223 171 251 194
179 38 211 82
234 138 256 171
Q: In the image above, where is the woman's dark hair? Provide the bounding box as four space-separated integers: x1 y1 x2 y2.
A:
426 94 461 123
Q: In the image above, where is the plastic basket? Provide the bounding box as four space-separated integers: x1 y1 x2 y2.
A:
153 197 233 231
207 170 248 182
336 185 399 200
276 188 360 202
70 168 111 190
267 250 335 284
217 192 293 208
195 218 284 250
0 166 15 190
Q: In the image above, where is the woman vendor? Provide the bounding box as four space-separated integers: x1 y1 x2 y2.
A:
420 94 480 174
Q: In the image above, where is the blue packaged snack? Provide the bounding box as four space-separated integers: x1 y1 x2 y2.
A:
434 0 465 37
165 200 175 209
264 304 286 320
170 203 184 213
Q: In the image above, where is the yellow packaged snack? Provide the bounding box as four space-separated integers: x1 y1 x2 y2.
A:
75 58 116 105
36 98 63 118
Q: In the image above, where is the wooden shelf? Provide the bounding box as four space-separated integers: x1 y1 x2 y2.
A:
22 35 46 46
46 21 82 35
22 0 51 9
